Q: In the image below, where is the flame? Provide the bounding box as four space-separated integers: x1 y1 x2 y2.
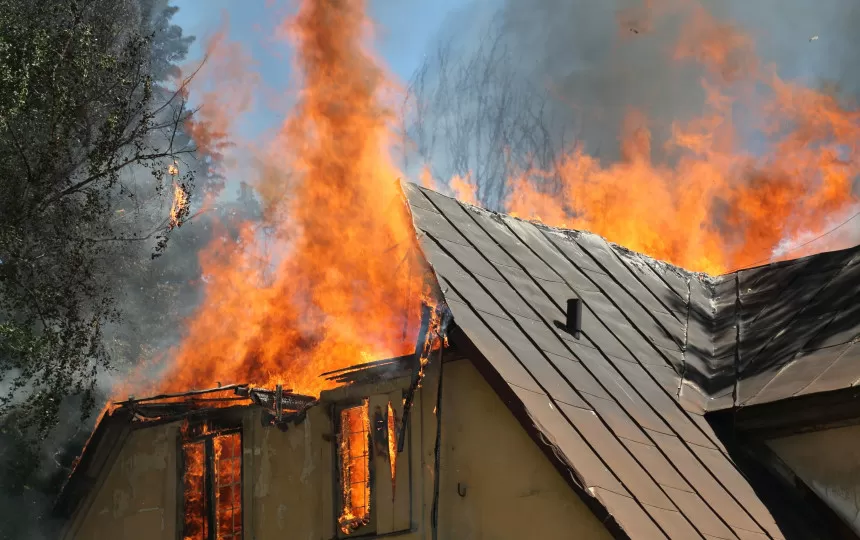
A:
339 402 371 533
449 173 478 206
149 0 436 398
169 181 190 230
214 432 242 538
507 0 860 275
419 165 434 189
180 430 242 540
182 441 207 540
419 165 478 205
387 401 397 497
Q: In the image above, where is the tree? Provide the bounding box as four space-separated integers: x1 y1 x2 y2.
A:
0 1 212 536
0 0 198 446
402 13 571 210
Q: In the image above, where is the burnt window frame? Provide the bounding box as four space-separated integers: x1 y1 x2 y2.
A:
333 399 376 538
179 424 244 540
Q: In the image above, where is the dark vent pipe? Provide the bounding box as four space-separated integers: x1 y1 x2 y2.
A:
566 298 582 339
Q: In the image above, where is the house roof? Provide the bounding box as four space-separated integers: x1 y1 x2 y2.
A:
404 182 860 540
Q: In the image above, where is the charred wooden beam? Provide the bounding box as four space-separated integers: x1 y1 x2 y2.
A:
320 356 410 378
204 437 216 540
398 303 434 453
248 388 316 412
114 383 249 406
323 355 414 386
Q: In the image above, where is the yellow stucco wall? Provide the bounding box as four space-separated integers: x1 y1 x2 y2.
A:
67 358 611 540
767 424 860 535
436 359 612 540
241 404 329 539
67 422 180 540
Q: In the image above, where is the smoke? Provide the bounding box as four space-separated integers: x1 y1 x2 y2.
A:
406 0 860 266
494 0 860 161
413 0 860 167
0 399 90 540
0 5 264 539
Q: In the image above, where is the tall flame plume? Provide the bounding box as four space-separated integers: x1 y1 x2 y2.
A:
153 0 433 397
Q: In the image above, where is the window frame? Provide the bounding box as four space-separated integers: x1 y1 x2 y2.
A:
333 399 376 538
179 425 244 540
322 378 416 538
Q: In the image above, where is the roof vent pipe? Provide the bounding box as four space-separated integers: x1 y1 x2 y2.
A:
566 298 582 339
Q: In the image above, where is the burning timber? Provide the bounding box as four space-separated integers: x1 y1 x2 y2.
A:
115 384 317 424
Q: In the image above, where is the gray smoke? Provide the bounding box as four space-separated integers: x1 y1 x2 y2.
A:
407 0 860 201
500 0 859 159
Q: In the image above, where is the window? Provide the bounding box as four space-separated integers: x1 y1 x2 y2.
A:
337 401 372 535
181 430 243 540
333 391 411 537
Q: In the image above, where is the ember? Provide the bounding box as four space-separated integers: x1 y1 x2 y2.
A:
506 0 860 275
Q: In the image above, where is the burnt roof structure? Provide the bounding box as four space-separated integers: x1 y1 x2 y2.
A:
405 182 860 539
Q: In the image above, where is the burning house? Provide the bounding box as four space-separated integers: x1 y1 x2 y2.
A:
55 183 860 540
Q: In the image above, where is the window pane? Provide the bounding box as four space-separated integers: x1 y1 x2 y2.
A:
182 441 207 540
338 402 371 534
214 432 242 539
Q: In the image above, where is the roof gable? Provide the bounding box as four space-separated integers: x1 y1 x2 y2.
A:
405 182 860 539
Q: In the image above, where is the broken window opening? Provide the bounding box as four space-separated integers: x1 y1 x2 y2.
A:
182 441 207 540
338 400 372 535
387 401 397 497
182 430 243 540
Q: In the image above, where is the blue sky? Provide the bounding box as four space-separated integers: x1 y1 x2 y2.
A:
171 0 473 140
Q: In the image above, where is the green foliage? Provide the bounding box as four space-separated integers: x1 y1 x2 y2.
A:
0 0 197 441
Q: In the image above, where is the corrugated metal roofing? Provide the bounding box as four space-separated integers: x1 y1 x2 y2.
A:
405 182 860 539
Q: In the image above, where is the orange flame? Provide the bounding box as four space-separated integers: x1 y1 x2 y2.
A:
507 0 860 275
214 432 242 538
180 429 242 540
150 0 435 398
419 165 478 205
169 181 190 230
339 402 371 533
387 401 397 497
449 173 478 206
182 441 207 540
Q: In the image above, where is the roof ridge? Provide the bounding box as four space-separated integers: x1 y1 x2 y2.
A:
404 181 860 281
